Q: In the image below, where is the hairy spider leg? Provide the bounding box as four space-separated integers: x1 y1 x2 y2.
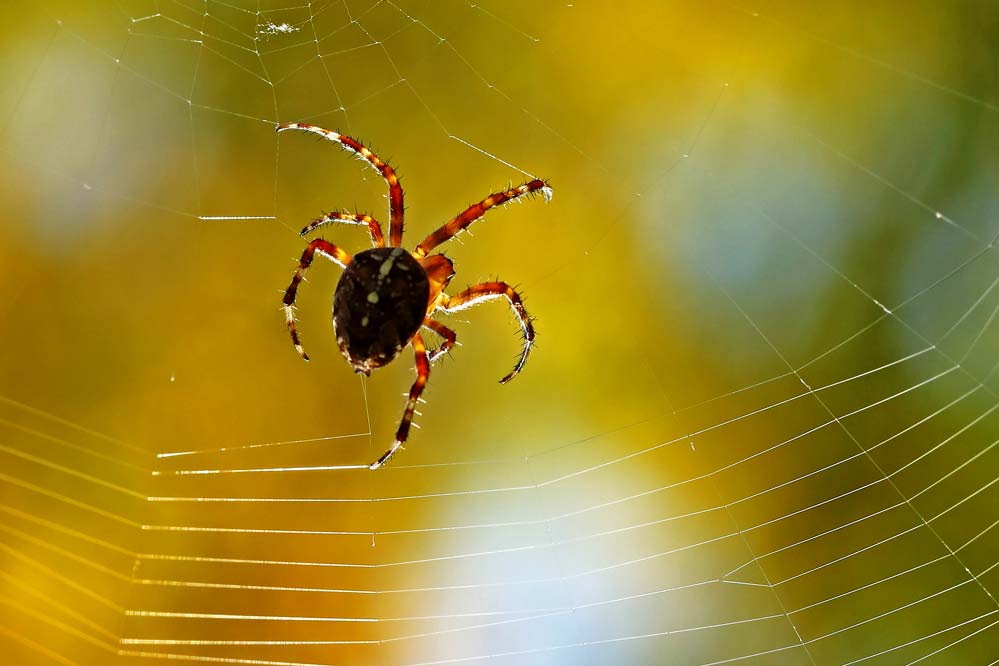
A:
414 179 552 257
277 123 405 247
439 282 534 384
300 211 385 248
370 333 430 470
282 239 352 361
422 318 457 363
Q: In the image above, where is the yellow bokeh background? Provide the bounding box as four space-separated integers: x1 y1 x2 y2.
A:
1 1 997 665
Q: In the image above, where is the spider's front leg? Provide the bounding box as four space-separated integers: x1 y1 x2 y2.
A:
283 239 352 361
422 318 457 363
369 333 430 470
439 282 534 384
277 123 405 246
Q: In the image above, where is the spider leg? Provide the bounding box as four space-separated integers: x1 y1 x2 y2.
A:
414 180 552 257
439 282 534 384
283 239 352 361
300 211 385 248
422 318 457 363
277 123 405 247
369 333 430 470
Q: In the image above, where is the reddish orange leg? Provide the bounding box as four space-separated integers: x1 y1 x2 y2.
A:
282 239 352 361
300 211 385 248
277 123 405 246
414 179 552 257
422 318 457 363
440 282 534 384
370 333 430 470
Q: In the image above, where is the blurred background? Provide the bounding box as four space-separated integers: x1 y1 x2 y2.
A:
1 1 997 664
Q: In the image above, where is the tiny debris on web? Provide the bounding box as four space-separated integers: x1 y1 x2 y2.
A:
257 21 299 37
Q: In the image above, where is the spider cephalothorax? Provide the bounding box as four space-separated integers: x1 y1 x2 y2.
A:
277 123 551 469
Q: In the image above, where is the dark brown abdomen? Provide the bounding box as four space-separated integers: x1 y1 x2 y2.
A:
333 247 430 372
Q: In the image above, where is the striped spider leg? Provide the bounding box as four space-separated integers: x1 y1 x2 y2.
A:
277 123 405 246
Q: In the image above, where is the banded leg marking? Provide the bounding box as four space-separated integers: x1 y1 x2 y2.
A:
282 239 351 361
440 281 534 384
415 179 552 257
277 123 405 246
369 333 430 470
300 211 385 248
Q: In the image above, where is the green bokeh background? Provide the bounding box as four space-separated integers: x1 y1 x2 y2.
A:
1 1 997 664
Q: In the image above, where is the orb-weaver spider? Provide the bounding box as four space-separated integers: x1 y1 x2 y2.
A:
277 123 552 469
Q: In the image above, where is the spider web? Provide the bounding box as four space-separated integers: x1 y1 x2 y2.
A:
1 1 998 665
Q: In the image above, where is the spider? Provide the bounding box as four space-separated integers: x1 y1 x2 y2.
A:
277 123 552 470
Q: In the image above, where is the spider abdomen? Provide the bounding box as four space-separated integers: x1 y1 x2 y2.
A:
332 247 430 375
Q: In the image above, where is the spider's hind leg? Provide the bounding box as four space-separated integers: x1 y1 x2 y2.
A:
370 333 430 469
283 239 352 361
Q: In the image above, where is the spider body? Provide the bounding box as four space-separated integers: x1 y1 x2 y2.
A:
333 247 434 375
277 122 551 469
